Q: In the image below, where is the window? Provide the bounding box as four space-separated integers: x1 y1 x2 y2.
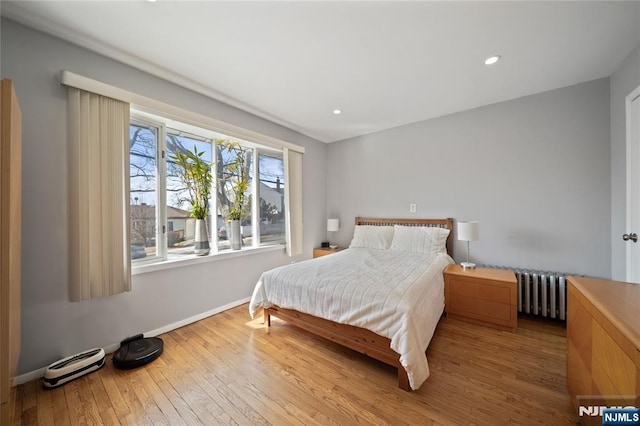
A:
61 70 304 272
166 128 213 256
129 111 286 264
130 121 159 260
257 151 285 246
215 141 253 250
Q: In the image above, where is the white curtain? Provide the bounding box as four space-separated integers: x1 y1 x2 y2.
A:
68 88 131 301
284 148 303 257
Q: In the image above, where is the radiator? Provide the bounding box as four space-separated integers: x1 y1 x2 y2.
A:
482 265 572 321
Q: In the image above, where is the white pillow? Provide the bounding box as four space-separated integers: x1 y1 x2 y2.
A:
389 225 450 254
349 225 394 250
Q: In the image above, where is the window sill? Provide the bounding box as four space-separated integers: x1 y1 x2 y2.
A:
132 244 286 276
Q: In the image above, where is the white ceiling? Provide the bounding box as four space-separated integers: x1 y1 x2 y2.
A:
2 1 640 143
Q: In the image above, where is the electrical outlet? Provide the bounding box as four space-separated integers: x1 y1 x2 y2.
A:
409 203 417 213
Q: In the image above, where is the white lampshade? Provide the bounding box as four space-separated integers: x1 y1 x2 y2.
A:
327 218 340 232
457 221 479 242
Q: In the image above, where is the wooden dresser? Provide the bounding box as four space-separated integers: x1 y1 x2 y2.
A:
567 276 640 410
0 79 22 425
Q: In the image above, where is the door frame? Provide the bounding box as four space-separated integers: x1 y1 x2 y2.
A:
625 84 640 282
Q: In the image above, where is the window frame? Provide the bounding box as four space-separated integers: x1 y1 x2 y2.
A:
130 110 287 269
129 115 167 263
60 70 303 271
255 148 287 247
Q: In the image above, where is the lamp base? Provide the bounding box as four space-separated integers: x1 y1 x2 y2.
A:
329 245 338 249
460 261 476 270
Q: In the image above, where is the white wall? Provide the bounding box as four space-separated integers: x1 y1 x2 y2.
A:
610 43 640 281
1 19 328 375
327 79 611 278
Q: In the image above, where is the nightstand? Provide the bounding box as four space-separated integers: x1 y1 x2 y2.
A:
313 246 345 258
444 264 517 332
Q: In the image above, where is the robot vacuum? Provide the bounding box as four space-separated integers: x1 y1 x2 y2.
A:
112 334 163 369
43 348 106 389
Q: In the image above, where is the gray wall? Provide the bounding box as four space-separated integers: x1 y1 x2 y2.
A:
327 79 611 278
2 15 630 375
610 43 640 281
1 19 327 375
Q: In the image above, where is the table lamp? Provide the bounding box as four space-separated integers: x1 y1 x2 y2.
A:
327 219 340 249
457 221 479 269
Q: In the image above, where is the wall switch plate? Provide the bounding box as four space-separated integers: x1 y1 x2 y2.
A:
409 203 417 213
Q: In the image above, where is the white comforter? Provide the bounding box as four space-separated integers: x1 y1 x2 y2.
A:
249 247 453 390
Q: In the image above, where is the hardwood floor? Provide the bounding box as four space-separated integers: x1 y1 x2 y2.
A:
11 305 575 425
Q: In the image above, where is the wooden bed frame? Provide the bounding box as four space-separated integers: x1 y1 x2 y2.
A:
263 217 454 391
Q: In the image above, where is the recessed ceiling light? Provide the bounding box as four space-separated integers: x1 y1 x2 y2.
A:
333 109 342 115
484 55 501 65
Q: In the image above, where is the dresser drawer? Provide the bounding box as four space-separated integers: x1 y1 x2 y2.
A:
448 277 513 304
449 293 514 322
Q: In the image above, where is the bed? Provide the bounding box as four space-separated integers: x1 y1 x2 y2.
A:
249 217 454 391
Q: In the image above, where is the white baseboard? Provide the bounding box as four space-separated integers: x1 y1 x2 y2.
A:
15 297 251 385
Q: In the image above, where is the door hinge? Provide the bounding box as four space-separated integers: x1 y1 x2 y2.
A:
162 225 166 234
162 150 165 159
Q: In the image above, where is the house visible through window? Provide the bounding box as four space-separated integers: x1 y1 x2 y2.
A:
129 111 286 264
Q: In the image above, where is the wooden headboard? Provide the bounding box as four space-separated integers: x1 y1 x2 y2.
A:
354 217 454 257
